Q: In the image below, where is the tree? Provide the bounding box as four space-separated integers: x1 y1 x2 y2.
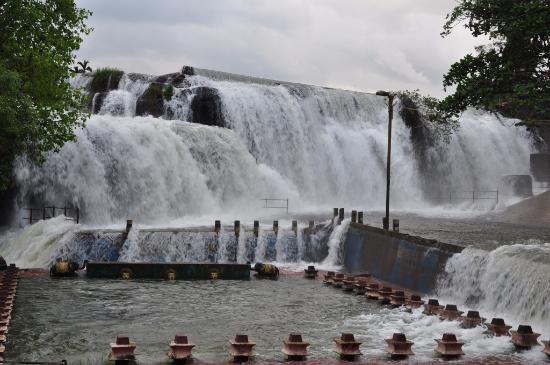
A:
440 0 550 127
0 0 92 191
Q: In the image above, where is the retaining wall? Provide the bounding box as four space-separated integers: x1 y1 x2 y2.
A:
343 223 463 294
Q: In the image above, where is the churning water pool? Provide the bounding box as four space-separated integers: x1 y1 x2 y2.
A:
6 276 549 364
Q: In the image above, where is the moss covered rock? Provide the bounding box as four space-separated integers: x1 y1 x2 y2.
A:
136 83 165 117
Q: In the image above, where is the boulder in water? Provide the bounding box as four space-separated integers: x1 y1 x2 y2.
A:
0 256 7 271
136 82 165 117
190 86 226 127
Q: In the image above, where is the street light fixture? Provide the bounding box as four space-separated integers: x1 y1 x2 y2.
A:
376 90 395 230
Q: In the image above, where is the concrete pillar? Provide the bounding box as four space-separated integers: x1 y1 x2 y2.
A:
338 208 345 223
126 220 133 234
333 208 338 217
358 212 363 224
351 210 357 223
292 220 298 236
273 220 279 236
215 220 221 235
393 219 399 232
382 217 388 230
234 220 240 237
253 220 259 237
309 220 314 230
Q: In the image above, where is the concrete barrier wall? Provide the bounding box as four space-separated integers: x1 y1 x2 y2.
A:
343 223 463 294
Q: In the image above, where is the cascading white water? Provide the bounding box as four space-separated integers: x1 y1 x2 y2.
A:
436 241 550 336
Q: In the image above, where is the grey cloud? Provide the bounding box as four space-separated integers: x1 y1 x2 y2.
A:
75 0 479 97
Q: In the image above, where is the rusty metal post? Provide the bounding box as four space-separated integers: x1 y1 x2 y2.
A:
52 206 55 218
333 208 338 217
292 220 298 236
393 219 399 232
29 208 33 223
215 220 221 235
338 208 344 224
358 212 363 224
351 210 357 223
126 220 133 234
273 220 279 236
234 220 240 237
64 206 67 216
76 207 80 224
253 220 259 237
42 207 46 220
308 220 314 230
383 217 388 230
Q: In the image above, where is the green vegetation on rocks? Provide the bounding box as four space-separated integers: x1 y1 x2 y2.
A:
88 67 124 94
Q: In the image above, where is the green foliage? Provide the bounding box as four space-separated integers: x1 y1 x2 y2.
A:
440 0 550 126
71 60 92 74
0 0 92 191
89 67 123 94
395 90 459 142
163 84 174 101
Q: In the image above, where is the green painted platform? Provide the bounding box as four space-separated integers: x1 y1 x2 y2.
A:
86 262 251 280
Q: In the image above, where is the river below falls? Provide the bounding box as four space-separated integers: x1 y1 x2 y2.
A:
5 276 549 364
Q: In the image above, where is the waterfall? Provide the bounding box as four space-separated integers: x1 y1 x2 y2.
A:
436 241 550 336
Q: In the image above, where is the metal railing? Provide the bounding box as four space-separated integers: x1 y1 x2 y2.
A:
259 198 289 214
22 206 80 224
427 190 499 204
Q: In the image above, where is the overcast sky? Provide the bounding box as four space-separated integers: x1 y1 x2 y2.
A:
75 0 481 97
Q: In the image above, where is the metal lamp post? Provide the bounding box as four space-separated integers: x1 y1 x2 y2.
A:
376 90 395 230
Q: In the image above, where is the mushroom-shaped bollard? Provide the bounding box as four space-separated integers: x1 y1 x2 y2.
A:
439 304 463 321
385 333 414 359
460 311 485 329
406 295 424 311
168 335 195 362
486 318 512 336
377 287 393 305
282 333 310 361
304 266 318 279
334 333 362 361
332 273 345 288
109 336 136 361
389 290 407 307
435 333 464 358
323 271 335 285
423 299 443 316
229 334 256 363
342 276 356 291
510 325 541 350
353 278 368 295
542 340 550 357
365 283 380 300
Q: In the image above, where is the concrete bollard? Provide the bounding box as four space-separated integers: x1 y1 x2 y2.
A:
434 333 464 358
109 336 137 361
510 325 541 349
358 211 363 224
334 333 362 361
351 210 357 223
273 221 279 236
125 220 133 234
338 208 345 223
253 220 259 237
308 220 314 230
333 208 338 217
234 220 240 237
215 220 221 235
292 220 298 236
393 219 400 232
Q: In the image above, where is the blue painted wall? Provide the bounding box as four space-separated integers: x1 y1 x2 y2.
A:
343 224 462 293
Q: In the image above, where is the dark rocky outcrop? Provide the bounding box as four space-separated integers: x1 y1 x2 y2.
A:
190 87 226 127
91 92 109 114
182 66 195 76
136 83 165 117
0 185 16 227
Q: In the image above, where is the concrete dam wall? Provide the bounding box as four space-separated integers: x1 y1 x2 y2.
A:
343 223 463 294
